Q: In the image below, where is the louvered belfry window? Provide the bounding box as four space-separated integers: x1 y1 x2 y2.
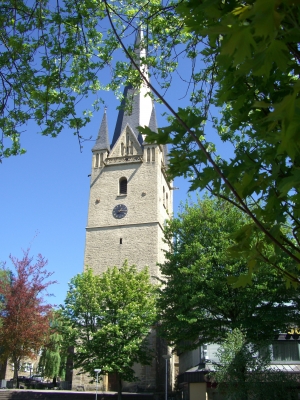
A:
119 177 127 194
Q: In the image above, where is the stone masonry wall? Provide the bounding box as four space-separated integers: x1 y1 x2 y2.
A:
80 144 173 392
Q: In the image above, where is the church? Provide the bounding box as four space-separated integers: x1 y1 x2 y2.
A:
79 30 175 393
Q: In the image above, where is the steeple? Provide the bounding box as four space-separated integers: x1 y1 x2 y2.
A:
92 108 110 152
148 105 158 134
144 105 168 165
111 28 154 148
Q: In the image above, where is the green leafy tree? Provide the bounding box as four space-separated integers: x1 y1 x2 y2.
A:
0 0 185 160
84 0 300 282
61 262 157 400
0 0 105 159
158 197 299 350
4 0 300 281
138 0 300 283
38 312 69 384
213 329 298 400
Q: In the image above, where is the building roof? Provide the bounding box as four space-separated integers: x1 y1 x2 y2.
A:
111 28 154 149
92 109 110 152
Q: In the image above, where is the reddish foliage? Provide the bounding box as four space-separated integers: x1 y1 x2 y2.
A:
0 249 57 378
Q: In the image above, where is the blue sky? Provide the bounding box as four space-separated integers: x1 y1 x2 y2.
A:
0 84 202 307
0 40 235 307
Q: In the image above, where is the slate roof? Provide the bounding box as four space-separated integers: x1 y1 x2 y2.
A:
148 105 158 134
111 85 145 147
92 110 110 152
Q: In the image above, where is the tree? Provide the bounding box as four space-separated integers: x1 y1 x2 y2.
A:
137 0 300 283
158 197 299 350
0 0 185 160
82 0 300 283
0 0 109 160
213 329 298 400
61 262 157 400
3 0 300 280
38 312 69 384
0 249 56 386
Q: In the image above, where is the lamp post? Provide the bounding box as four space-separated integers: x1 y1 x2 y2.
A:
94 368 101 400
162 354 172 400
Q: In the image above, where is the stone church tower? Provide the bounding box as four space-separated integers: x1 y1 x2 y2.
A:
83 30 173 392
84 99 171 278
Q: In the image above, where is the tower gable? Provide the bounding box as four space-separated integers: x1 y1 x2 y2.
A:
106 124 143 165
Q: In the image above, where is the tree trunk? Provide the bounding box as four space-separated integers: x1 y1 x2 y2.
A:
0 359 7 380
241 365 248 400
13 359 19 389
117 373 122 400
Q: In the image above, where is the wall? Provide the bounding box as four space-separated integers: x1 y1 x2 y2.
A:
189 383 206 400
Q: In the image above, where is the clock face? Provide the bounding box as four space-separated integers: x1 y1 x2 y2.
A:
113 204 128 219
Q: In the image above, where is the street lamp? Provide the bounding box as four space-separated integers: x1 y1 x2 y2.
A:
162 354 172 400
94 368 101 400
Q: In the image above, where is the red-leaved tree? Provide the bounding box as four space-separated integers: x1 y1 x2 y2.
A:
0 250 56 384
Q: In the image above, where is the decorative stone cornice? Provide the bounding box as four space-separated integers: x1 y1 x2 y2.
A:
106 155 143 165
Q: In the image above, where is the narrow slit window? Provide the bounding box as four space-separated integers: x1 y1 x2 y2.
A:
166 193 168 209
163 186 165 206
119 177 127 195
100 153 104 166
147 148 150 162
152 147 155 162
120 238 122 244
126 134 129 154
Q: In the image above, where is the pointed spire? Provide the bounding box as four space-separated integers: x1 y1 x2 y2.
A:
111 28 154 148
148 105 158 134
92 108 110 152
143 105 158 144
133 26 147 70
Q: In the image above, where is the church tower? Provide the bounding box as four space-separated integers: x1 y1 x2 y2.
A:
84 33 172 281
83 30 173 391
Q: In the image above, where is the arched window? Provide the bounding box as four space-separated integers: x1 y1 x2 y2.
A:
95 153 99 168
121 143 124 156
100 153 104 166
152 147 155 162
130 141 133 155
119 177 127 195
147 148 150 162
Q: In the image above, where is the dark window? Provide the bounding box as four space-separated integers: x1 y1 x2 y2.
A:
95 153 99 168
119 178 127 194
272 341 300 361
120 238 122 244
152 147 155 161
